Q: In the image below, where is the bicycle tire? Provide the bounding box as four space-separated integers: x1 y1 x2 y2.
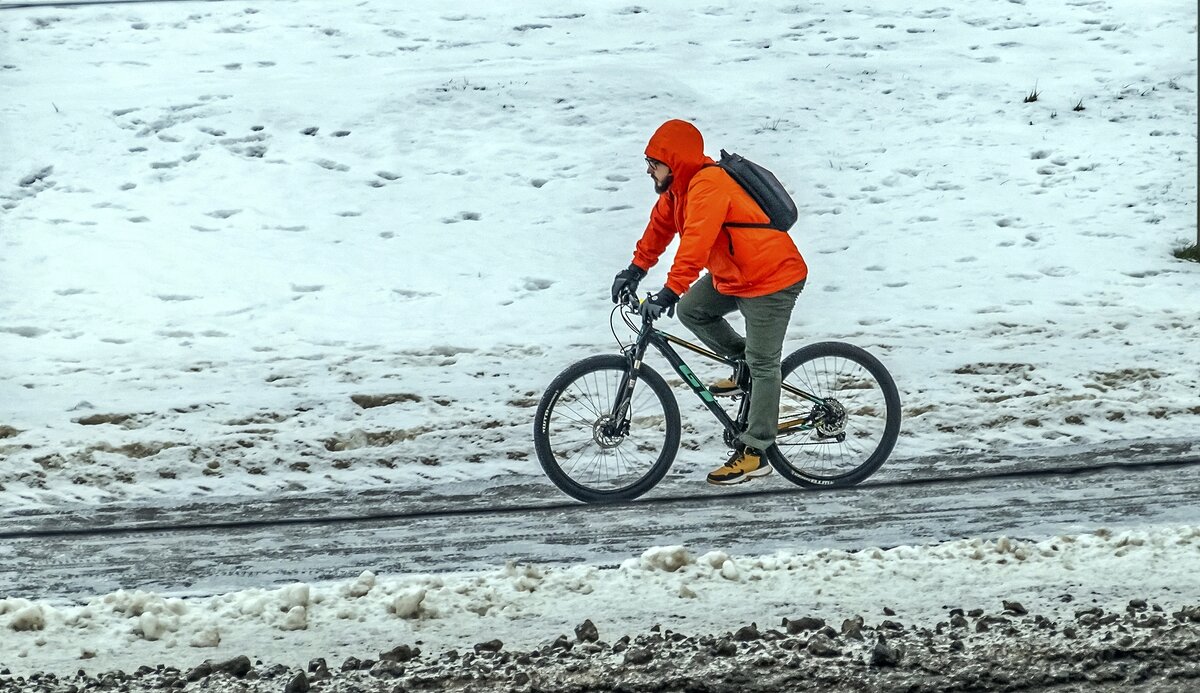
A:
767 341 901 487
534 355 681 503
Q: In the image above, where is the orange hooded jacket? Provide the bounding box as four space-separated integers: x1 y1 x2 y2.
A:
632 120 808 298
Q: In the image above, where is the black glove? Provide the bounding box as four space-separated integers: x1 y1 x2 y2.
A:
639 287 679 320
610 263 647 303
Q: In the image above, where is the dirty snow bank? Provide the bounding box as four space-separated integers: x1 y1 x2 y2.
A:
2 525 1197 677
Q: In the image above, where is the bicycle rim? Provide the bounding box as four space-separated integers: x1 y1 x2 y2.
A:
774 342 900 486
535 356 679 501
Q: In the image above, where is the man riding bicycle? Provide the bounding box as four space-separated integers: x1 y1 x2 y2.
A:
610 119 808 485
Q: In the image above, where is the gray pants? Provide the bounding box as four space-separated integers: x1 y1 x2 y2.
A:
677 274 805 451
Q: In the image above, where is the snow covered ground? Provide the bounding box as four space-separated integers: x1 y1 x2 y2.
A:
0 0 1197 685
2 525 1197 677
1 0 1196 509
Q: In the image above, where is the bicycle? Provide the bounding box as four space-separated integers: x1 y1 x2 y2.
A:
533 291 902 503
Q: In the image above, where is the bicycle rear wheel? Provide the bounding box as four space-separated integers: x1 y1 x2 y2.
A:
768 341 901 487
533 355 681 503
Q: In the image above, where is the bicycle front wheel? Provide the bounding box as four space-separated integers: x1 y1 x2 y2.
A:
769 341 901 487
533 355 681 503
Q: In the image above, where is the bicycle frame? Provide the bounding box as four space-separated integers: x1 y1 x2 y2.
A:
609 310 828 447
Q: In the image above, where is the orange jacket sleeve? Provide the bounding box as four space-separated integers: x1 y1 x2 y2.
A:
665 173 730 296
631 194 677 272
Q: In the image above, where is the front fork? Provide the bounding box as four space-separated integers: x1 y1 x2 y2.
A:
603 339 650 438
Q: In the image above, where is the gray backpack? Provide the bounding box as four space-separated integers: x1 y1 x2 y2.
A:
716 150 798 232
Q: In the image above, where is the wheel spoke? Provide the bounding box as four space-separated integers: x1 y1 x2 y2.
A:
536 361 677 500
773 345 898 486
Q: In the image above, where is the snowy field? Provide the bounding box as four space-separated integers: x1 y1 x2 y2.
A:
0 0 1197 686
1 0 1196 509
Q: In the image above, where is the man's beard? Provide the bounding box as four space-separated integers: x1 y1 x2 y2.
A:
654 173 673 194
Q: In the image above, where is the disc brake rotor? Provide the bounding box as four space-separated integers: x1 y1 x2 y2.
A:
814 399 847 438
593 416 625 449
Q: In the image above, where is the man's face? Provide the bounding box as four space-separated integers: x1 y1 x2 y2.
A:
646 157 673 194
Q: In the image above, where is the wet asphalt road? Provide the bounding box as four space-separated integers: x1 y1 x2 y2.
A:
1 438 1197 599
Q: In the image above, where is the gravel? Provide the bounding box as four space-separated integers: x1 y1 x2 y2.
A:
2 601 1197 692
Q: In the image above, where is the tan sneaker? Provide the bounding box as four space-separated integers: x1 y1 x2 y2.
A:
706 448 771 485
709 376 741 396
710 361 749 397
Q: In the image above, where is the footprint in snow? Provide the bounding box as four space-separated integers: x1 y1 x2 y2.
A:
291 284 324 293
392 289 435 299
206 209 241 219
0 326 48 338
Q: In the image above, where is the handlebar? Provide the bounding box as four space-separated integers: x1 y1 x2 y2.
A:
618 289 642 313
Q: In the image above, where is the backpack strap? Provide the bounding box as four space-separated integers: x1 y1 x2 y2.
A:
724 222 779 229
702 164 779 229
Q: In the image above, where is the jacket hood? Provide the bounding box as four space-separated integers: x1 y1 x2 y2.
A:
645 119 712 194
